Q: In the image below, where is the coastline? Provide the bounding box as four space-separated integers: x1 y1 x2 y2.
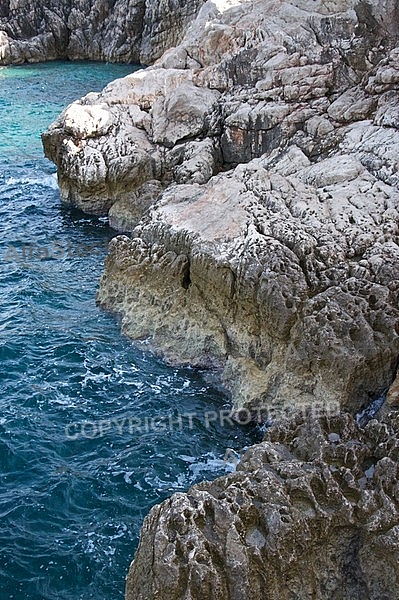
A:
2 0 399 597
41 1 399 595
42 0 399 415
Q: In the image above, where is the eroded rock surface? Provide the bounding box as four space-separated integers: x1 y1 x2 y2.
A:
43 0 399 413
37 2 399 597
126 412 399 600
0 0 204 64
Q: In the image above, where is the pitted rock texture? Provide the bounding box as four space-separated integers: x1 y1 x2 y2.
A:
0 0 204 65
43 0 399 412
95 154 399 413
379 368 399 418
126 412 399 600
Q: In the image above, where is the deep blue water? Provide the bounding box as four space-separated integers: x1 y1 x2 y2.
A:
0 62 259 599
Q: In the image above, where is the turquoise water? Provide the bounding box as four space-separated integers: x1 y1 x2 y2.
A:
0 62 260 599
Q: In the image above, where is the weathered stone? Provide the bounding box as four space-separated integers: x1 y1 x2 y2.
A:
96 148 399 412
378 370 399 419
108 180 163 232
0 0 205 65
152 82 220 147
31 0 399 597
63 104 114 139
126 412 399 600
327 88 377 123
43 0 399 426
167 138 221 185
301 155 365 187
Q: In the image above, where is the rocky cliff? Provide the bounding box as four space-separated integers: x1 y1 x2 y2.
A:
127 410 399 600
43 0 399 416
0 0 204 64
37 0 399 597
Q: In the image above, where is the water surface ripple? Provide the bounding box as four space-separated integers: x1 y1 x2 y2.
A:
0 62 260 599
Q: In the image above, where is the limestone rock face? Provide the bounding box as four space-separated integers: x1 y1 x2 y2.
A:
99 150 399 408
35 1 399 596
43 0 399 414
151 82 220 147
0 0 204 64
96 151 399 412
126 412 399 600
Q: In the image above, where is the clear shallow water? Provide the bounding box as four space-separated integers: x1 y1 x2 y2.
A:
0 62 260 599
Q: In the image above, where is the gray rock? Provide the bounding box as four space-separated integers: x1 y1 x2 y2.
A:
301 155 365 187
34 0 399 596
167 138 221 185
42 0 399 415
327 88 377 123
0 0 205 65
152 82 220 147
108 180 163 232
126 412 399 600
96 154 399 413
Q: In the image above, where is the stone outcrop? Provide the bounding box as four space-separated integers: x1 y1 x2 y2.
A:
126 411 399 600
36 1 399 597
43 0 399 415
0 0 204 65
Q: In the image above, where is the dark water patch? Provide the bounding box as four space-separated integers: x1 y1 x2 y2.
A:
0 62 261 599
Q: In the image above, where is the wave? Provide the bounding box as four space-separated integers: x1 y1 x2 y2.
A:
5 173 58 189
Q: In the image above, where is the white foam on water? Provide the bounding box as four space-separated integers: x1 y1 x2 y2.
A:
124 471 134 484
5 173 58 189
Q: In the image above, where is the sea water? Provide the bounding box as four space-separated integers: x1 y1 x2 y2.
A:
0 62 260 599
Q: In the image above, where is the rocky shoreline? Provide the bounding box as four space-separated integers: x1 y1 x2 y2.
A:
42 0 399 417
0 0 204 64
3 0 399 597
127 410 399 599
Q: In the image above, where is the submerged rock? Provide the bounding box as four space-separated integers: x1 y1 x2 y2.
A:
126 411 399 600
